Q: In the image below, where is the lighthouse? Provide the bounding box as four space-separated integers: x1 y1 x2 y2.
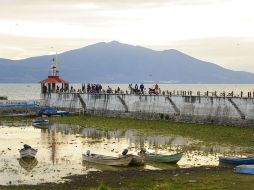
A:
39 56 69 94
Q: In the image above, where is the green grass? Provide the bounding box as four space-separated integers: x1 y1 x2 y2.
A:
0 116 33 123
1 168 254 190
48 115 254 149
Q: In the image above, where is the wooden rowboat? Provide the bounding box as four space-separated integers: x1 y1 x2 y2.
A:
144 152 183 163
234 165 254 174
19 144 38 158
82 152 133 166
219 156 254 165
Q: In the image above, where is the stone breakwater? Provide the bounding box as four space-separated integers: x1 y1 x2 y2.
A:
41 93 254 127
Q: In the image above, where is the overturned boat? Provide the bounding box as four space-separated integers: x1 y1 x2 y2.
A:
19 144 38 159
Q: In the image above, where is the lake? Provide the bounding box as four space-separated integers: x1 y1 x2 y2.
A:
0 123 246 185
0 83 253 100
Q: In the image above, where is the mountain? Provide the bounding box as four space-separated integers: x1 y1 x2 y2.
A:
0 41 254 83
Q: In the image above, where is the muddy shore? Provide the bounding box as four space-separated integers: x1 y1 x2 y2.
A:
1 166 252 190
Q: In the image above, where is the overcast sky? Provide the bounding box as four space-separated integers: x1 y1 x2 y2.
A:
0 0 254 72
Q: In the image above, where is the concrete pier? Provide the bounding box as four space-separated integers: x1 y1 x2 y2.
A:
41 93 254 127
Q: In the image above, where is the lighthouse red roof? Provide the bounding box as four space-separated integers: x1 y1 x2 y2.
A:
39 76 68 84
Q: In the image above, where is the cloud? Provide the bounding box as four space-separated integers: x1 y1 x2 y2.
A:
165 37 254 72
0 0 254 73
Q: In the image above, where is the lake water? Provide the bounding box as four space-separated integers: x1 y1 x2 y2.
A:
0 83 254 100
0 123 248 185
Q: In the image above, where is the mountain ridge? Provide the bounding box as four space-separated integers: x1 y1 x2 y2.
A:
0 41 253 83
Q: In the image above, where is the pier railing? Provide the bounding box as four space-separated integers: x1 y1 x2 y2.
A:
40 90 254 99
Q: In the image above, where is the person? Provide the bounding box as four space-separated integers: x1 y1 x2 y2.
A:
56 85 59 92
87 83 91 93
134 84 138 94
82 84 85 92
129 84 133 94
140 83 144 94
107 86 112 93
42 85 47 93
155 84 159 94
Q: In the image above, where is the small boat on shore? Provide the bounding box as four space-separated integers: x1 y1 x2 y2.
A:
234 165 254 175
19 144 38 158
219 156 254 165
82 150 133 166
56 111 69 116
32 119 50 126
36 107 57 117
142 152 183 163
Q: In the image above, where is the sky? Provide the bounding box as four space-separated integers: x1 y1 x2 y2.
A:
0 0 254 72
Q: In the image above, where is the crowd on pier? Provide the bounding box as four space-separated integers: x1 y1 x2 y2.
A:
76 83 162 95
42 83 254 98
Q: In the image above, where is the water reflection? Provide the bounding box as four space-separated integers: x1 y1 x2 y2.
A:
80 127 189 149
18 158 38 172
0 123 251 185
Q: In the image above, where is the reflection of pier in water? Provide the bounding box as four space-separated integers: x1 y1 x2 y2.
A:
40 124 82 164
40 124 243 162
81 128 189 148
78 126 240 155
41 124 80 164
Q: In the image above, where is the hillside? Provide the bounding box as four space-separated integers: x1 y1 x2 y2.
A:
0 41 254 83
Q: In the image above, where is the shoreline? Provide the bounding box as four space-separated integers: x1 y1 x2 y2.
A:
1 116 254 189
1 166 253 189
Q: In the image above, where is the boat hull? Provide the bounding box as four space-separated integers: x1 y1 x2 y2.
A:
219 156 254 165
145 152 183 163
130 155 145 166
82 154 133 166
19 148 38 158
32 119 50 129
32 119 49 125
18 157 38 172
234 165 254 174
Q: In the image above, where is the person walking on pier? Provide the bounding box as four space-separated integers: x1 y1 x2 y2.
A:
155 84 159 94
129 84 133 94
140 83 144 94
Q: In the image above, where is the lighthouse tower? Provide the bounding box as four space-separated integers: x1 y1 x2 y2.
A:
39 56 69 94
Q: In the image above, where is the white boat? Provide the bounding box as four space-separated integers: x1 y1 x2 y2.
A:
82 150 133 166
19 144 38 158
32 119 50 125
